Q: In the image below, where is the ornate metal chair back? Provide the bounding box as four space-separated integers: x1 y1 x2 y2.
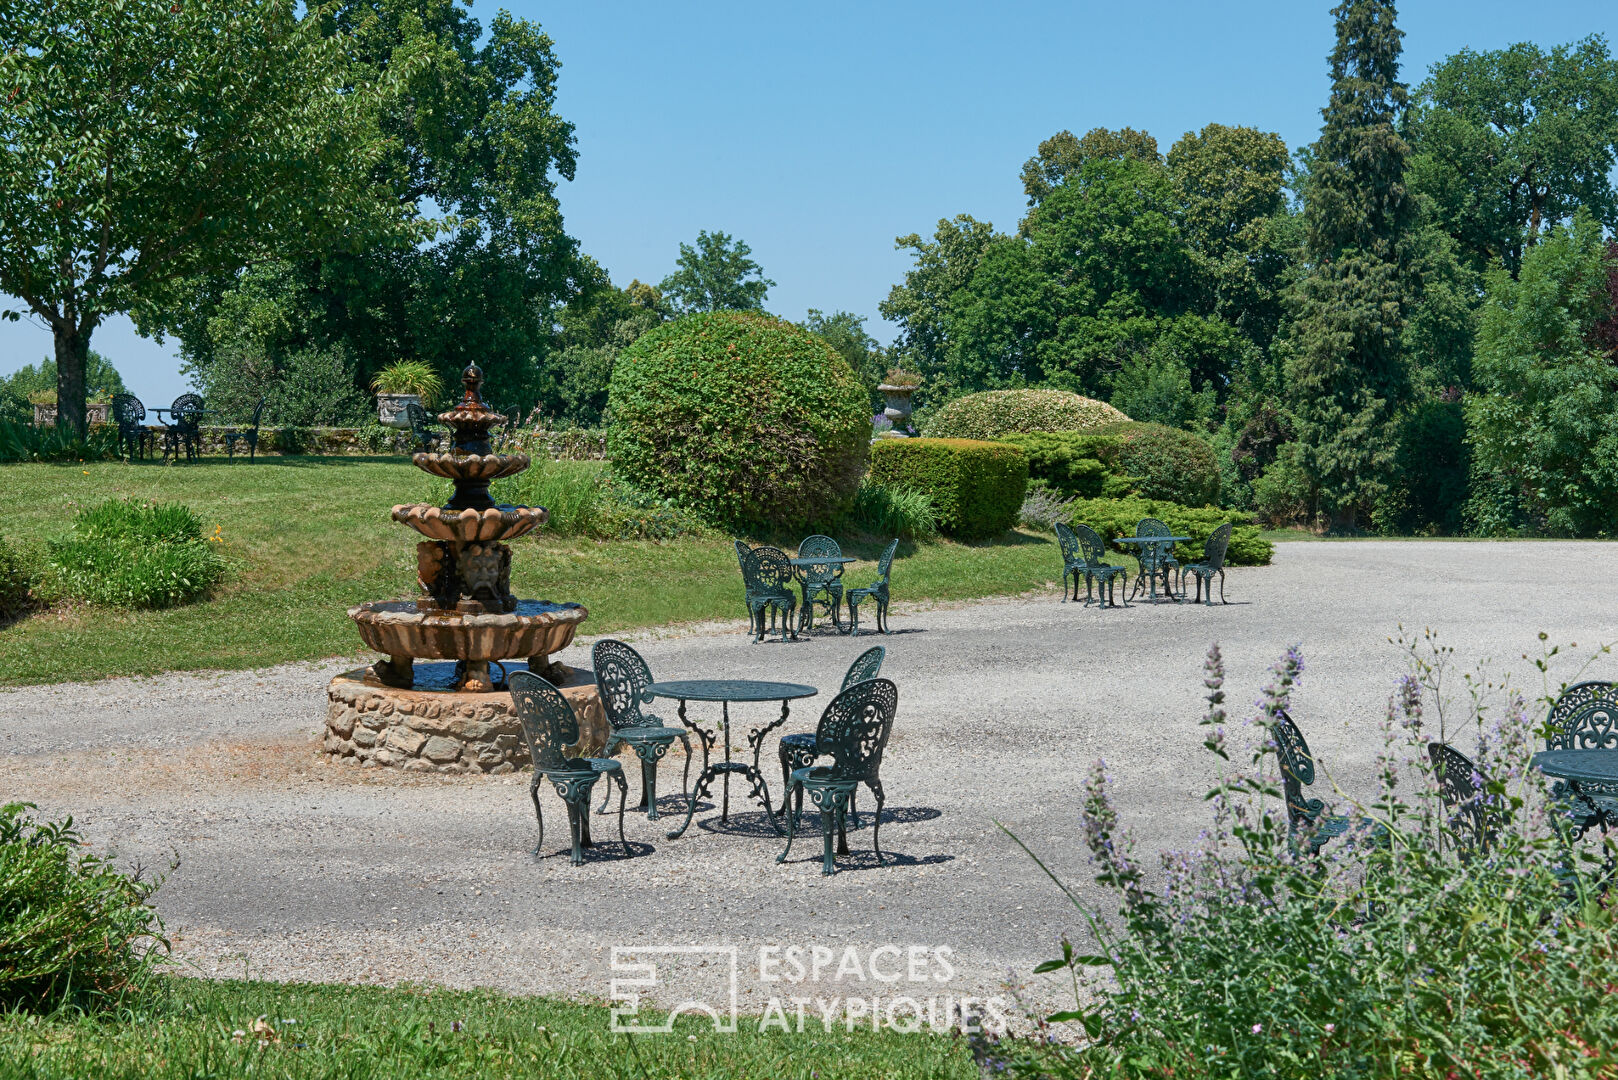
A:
1072 523 1110 567
872 538 899 583
1427 742 1493 856
1545 681 1618 751
1135 518 1169 572
1138 517 1171 537
797 535 844 586
812 678 898 785
112 393 145 430
1271 710 1321 830
840 646 886 692
1201 522 1234 572
170 393 204 431
751 545 795 591
591 639 657 731
509 670 582 772
247 396 267 430
1054 521 1081 564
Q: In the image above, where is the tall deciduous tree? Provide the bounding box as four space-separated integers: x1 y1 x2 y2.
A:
0 0 406 435
1284 0 1415 528
658 230 774 314
1020 127 1162 207
879 214 1000 381
1407 36 1618 277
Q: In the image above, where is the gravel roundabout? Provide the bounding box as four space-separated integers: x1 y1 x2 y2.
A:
3 540 1615 1020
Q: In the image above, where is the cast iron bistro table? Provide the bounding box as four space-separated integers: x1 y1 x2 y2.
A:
650 679 819 840
788 555 858 633
1112 535 1191 602
1531 749 1618 832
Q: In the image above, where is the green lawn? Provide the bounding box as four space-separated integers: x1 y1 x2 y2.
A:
0 458 1083 686
0 976 979 1079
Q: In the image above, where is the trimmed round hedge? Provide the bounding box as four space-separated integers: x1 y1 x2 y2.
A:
923 389 1128 440
1093 421 1220 507
607 311 871 529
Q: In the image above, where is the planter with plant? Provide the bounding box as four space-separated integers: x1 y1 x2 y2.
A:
371 362 444 429
876 368 923 433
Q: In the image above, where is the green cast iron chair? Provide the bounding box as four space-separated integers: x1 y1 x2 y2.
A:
1183 522 1233 605
509 670 628 866
1073 523 1129 608
777 677 898 876
592 639 695 821
1427 741 1497 859
1273 710 1385 857
163 393 205 462
1544 681 1618 838
845 538 899 635
775 645 886 827
223 397 266 461
405 402 446 452
1053 522 1087 603
735 541 798 643
111 393 153 461
795 535 846 632
1135 517 1182 599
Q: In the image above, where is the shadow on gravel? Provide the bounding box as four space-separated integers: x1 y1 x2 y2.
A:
777 850 956 873
531 839 658 864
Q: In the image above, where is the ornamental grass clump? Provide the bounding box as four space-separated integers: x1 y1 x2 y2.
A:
47 499 227 609
1007 633 1618 1080
0 803 167 1011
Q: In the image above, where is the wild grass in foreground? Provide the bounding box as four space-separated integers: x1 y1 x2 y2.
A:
0 976 978 1080
0 459 1089 685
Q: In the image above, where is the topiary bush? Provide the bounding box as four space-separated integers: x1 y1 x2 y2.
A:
47 499 227 609
1092 421 1220 506
1058 496 1271 565
607 312 871 529
869 438 1027 540
999 431 1136 499
922 389 1128 440
1 802 167 1010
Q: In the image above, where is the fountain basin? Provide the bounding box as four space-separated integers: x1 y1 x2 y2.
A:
412 451 530 483
349 598 586 662
391 503 546 543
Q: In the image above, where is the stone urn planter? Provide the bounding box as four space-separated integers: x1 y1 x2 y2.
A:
32 403 55 425
34 402 111 425
377 392 421 430
877 383 919 429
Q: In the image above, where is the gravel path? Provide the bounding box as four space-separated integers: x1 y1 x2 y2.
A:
3 541 1615 1021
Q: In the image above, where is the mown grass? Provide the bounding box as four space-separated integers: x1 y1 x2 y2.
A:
0 459 1086 686
0 975 978 1079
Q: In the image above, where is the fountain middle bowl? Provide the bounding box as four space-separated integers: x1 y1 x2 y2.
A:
392 503 546 543
348 598 588 662
412 451 530 483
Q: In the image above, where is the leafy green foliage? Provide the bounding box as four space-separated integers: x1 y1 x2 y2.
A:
0 353 125 426
924 389 1128 440
1466 216 1618 536
998 432 1133 499
0 420 120 464
658 230 774 314
607 312 870 530
1008 638 1618 1080
840 478 938 541
880 214 1000 387
201 343 372 427
804 309 887 411
1092 421 1220 507
1020 127 1162 206
868 439 1027 541
0 536 29 622
0 0 407 435
1057 497 1270 565
549 274 671 425
1375 399 1470 535
370 361 446 408
47 500 227 609
0 802 166 1011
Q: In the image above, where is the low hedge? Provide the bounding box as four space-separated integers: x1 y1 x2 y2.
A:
1092 421 1220 507
1059 496 1271 566
869 438 1027 540
923 389 1128 440
999 431 1134 499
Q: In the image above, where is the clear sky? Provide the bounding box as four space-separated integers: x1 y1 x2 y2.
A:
4 0 1615 403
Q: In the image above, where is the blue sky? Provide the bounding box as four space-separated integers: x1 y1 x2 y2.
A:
4 0 1615 402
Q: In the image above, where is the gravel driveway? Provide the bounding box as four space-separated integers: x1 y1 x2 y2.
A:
3 541 1615 1021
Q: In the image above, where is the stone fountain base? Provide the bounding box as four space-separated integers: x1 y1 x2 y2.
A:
323 661 606 774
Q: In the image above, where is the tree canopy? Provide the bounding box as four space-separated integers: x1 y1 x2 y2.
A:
658 230 774 314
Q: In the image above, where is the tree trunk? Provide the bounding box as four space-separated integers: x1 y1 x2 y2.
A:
53 325 91 439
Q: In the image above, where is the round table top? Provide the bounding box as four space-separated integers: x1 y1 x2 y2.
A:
646 679 819 703
788 555 857 566
1531 749 1618 783
1113 535 1192 544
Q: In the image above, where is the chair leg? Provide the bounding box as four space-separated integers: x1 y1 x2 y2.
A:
821 800 838 875
776 779 800 864
615 770 629 852
529 783 544 856
579 794 595 850
598 738 619 813
836 799 850 857
567 802 584 866
1219 570 1227 604
641 757 659 820
678 732 693 804
870 780 886 865
847 595 860 636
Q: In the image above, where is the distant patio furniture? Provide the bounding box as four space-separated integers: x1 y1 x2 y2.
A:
1183 522 1234 605
1540 681 1618 838
844 538 899 635
793 535 848 632
774 645 886 827
1061 522 1128 608
509 670 628 866
159 394 205 463
111 393 153 461
591 639 695 821
777 678 899 876
223 397 266 461
405 402 446 452
736 541 797 643
1137 518 1182 599
1274 710 1382 856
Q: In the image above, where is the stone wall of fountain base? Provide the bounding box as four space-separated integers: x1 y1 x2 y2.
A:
323 663 606 773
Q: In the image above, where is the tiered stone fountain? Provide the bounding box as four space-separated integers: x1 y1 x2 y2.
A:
323 364 604 773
